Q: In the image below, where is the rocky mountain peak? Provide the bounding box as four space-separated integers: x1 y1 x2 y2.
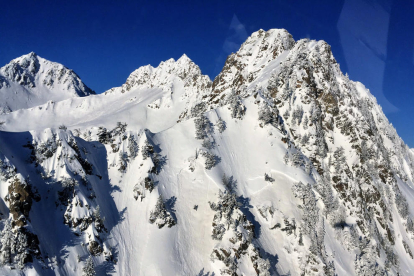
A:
13 52 40 72
105 54 212 95
0 53 95 113
177 53 191 62
208 28 295 106
0 52 41 88
1 52 95 95
238 28 295 66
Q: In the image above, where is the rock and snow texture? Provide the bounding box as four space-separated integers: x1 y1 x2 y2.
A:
208 28 295 106
1 29 414 275
0 52 95 114
104 54 211 103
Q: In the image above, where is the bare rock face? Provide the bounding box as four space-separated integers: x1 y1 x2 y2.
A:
6 177 33 228
0 175 41 268
88 241 103 256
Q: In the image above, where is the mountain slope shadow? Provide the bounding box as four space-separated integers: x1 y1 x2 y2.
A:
75 138 124 233
0 131 126 274
0 131 81 273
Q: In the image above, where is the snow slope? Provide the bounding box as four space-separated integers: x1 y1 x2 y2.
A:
0 29 414 276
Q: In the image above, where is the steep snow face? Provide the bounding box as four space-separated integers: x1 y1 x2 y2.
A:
104 54 212 97
2 29 414 276
0 52 95 113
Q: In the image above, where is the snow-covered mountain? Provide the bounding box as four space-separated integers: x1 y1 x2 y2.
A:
0 52 95 114
0 29 414 276
104 54 211 96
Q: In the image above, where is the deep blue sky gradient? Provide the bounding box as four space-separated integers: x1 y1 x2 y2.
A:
1 0 414 146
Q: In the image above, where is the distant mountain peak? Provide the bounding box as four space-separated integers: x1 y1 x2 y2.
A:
15 51 38 61
0 52 94 113
177 53 191 62
22 51 38 59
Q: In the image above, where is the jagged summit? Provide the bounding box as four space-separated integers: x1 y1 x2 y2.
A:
207 28 295 105
103 28 295 103
12 51 38 61
237 28 295 65
178 53 190 60
0 52 95 114
11 51 39 69
1 52 95 94
1 52 41 88
104 53 212 95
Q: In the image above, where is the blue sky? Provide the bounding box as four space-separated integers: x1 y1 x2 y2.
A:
1 0 414 146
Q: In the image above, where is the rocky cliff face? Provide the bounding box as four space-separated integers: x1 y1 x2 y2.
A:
0 29 413 275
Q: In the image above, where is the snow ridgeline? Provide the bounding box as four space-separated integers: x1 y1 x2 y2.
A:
0 28 414 275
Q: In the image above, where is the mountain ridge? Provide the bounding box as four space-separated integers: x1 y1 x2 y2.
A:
0 29 413 276
104 53 212 96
